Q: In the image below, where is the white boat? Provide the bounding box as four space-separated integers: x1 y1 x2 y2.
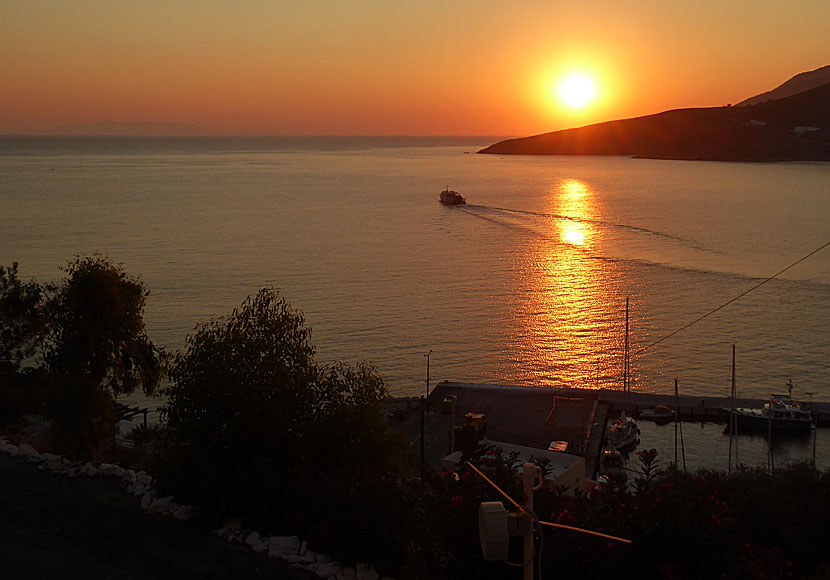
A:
607 414 640 449
440 189 466 205
726 392 813 433
598 446 627 483
638 405 675 424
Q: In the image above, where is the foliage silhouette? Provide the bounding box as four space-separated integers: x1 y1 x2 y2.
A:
162 287 407 562
45 256 163 457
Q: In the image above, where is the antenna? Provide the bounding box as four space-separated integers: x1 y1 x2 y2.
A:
468 461 631 578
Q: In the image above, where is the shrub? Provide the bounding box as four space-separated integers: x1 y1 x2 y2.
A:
0 263 48 426
162 287 407 563
45 256 163 457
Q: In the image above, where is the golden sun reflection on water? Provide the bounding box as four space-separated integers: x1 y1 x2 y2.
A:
507 178 626 390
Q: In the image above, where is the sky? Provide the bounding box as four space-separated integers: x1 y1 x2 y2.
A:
2 0 828 136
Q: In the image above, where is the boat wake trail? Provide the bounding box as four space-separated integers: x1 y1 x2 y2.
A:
465 204 719 254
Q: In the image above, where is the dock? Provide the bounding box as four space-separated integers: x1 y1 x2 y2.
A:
402 381 830 481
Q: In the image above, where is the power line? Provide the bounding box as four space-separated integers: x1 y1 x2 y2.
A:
636 239 830 355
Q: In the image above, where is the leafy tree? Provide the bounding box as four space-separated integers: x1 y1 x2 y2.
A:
46 256 163 457
0 262 46 377
162 288 406 555
0 263 48 425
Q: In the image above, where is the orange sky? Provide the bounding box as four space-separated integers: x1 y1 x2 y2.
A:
2 1 828 136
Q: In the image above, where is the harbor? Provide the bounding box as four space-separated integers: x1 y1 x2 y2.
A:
400 381 830 482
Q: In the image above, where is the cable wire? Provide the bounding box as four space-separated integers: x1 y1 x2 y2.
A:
465 461 632 544
636 239 830 355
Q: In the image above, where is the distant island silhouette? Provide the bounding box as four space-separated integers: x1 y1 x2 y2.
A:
51 120 206 136
480 66 830 162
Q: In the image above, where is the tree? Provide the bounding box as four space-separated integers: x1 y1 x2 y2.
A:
162 287 405 543
46 256 163 457
0 263 48 425
0 262 46 378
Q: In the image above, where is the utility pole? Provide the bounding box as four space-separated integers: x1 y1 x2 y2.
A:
425 349 432 398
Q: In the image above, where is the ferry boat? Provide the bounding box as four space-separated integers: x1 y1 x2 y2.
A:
726 392 813 433
440 189 466 205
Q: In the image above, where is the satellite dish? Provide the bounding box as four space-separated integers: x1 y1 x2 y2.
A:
479 501 509 561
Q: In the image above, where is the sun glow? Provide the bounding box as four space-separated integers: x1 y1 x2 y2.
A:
562 226 586 246
557 73 597 108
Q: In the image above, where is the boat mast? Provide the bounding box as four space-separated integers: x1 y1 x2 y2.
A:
728 344 737 474
624 297 629 398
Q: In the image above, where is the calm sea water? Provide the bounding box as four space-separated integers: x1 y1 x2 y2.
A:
2 136 830 468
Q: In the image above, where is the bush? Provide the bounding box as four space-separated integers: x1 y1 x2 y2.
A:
45 256 163 457
162 287 408 563
0 263 47 425
0 262 46 374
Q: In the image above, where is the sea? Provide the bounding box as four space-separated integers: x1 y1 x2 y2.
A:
2 135 829 471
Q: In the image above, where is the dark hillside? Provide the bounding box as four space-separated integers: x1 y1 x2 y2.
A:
479 82 830 161
737 65 830 106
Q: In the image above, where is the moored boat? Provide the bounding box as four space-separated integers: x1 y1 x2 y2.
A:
726 393 813 432
607 414 640 449
598 446 627 483
639 405 674 424
440 188 466 205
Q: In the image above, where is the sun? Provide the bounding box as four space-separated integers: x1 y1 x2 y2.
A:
557 73 597 108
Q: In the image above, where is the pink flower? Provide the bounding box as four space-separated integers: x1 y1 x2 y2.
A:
450 495 464 507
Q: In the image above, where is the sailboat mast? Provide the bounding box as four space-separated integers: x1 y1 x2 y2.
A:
728 344 737 474
624 297 630 396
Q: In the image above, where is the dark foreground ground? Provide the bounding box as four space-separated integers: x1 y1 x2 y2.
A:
0 454 313 580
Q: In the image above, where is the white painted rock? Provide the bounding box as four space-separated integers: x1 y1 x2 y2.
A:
245 531 267 551
16 443 38 459
141 493 154 510
356 563 379 580
135 472 152 486
122 469 136 483
80 462 98 477
173 505 193 521
148 496 175 515
316 553 332 564
311 562 341 578
337 568 357 580
245 530 261 546
283 553 316 565
0 442 17 455
267 535 301 557
98 463 119 476
126 481 145 496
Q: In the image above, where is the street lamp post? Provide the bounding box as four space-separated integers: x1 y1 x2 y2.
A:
425 349 433 398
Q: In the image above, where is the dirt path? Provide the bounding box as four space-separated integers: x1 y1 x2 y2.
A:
0 454 313 579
